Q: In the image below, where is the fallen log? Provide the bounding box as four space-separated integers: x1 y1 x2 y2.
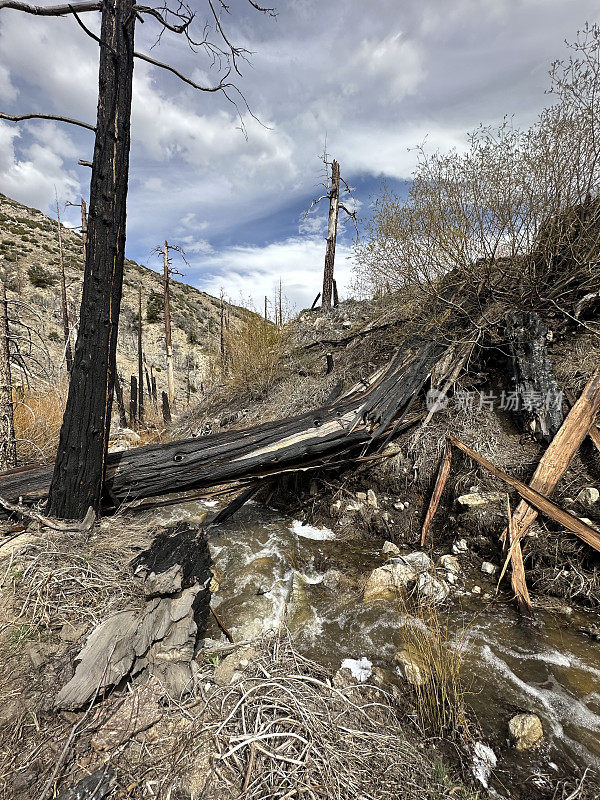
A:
0 340 447 507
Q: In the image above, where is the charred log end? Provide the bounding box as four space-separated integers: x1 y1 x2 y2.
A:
505 311 564 444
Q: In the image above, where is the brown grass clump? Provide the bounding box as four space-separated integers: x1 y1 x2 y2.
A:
13 385 66 463
223 314 289 397
398 595 469 740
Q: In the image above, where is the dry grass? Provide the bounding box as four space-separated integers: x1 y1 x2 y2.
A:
113 632 478 800
13 385 66 464
223 315 290 398
398 594 469 740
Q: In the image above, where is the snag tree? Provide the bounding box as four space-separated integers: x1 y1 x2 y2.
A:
305 151 357 310
0 0 275 518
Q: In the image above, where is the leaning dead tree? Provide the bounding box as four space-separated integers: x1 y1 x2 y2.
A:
305 152 357 310
0 0 275 519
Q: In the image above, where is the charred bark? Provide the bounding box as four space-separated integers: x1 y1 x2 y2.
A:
138 284 144 423
322 159 340 310
0 339 445 505
505 311 563 443
47 0 136 518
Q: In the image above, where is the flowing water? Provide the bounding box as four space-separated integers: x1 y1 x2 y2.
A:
153 499 600 789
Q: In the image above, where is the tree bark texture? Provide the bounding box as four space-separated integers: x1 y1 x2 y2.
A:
505 311 563 443
0 339 445 505
47 0 135 518
322 159 340 310
138 283 144 423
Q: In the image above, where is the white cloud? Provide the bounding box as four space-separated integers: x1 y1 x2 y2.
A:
199 235 355 313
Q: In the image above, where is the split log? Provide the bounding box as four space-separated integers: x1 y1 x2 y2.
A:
0 339 446 506
503 366 600 547
420 441 452 546
505 311 563 443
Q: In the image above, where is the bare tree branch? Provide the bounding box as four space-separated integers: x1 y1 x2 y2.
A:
133 49 230 92
0 112 95 131
133 3 192 34
0 0 100 15
68 3 117 54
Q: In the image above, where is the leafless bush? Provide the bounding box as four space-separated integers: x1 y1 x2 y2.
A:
355 25 600 327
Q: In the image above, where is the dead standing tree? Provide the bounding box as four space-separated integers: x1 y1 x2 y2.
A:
305 152 357 310
0 280 16 471
55 195 73 373
155 240 187 413
0 0 275 518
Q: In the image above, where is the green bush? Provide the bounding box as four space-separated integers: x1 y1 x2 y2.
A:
28 263 56 288
146 290 164 323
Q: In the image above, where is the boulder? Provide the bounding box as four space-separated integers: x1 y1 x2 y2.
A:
416 573 449 605
508 713 543 750
394 650 428 686
363 552 431 602
576 487 600 506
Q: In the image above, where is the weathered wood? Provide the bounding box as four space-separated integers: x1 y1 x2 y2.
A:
55 198 72 373
163 241 175 409
0 340 444 506
129 375 137 427
448 435 600 554
113 373 127 429
322 159 340 310
505 311 563 443
161 390 171 424
505 493 534 619
138 283 144 423
505 367 600 546
420 440 452 546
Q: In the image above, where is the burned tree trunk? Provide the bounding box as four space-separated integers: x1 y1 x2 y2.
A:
138 284 144 424
161 391 172 424
129 375 137 428
505 311 563 443
114 373 127 430
0 339 446 505
47 0 136 518
55 198 72 373
322 159 340 310
163 241 175 411
80 196 88 265
0 281 16 471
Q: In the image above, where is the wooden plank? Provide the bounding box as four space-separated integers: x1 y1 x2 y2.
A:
507 367 600 542
448 435 600 553
505 493 534 619
420 440 452 546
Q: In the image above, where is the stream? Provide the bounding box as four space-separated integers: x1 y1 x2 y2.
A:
153 499 600 791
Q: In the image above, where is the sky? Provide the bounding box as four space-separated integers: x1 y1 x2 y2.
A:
0 0 599 313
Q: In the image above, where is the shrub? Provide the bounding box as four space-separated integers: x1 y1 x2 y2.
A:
355 26 600 327
146 290 164 323
28 263 56 288
223 313 288 396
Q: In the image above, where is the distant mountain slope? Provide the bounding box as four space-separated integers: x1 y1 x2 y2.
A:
0 193 244 405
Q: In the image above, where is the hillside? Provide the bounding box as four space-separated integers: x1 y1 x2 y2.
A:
0 193 243 406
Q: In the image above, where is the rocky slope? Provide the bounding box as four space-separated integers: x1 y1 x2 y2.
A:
0 193 244 404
